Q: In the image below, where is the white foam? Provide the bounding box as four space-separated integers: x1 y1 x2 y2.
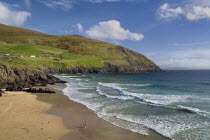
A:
178 105 210 116
63 83 103 111
78 82 94 89
95 102 149 135
96 87 133 101
98 82 127 91
123 92 191 105
98 82 150 89
112 113 210 139
98 82 190 105
98 113 149 135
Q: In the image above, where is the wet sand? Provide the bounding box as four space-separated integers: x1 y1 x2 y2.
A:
37 84 169 140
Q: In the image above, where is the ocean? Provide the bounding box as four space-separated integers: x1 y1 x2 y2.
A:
55 71 210 140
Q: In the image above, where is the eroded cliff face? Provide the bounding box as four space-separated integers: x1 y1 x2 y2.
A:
0 65 65 89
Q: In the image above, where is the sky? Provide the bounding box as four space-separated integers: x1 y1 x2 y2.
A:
0 0 210 70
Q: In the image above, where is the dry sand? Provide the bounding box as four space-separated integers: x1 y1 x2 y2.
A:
0 91 70 140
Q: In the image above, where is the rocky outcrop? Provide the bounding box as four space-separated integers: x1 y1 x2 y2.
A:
0 64 66 90
24 88 56 94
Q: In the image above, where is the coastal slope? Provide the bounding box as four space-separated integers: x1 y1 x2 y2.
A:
0 24 162 74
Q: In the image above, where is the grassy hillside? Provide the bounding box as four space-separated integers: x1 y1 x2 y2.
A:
0 24 162 73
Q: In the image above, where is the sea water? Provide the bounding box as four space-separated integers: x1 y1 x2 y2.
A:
55 71 210 140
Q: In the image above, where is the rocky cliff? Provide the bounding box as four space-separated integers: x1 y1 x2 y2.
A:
46 62 161 74
0 64 65 89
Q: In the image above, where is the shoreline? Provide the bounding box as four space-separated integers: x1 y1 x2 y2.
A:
0 84 169 140
40 84 169 140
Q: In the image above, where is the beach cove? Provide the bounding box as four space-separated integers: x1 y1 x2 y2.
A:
0 84 168 140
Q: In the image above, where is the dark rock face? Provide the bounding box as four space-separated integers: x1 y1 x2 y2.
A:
99 63 162 73
46 62 162 74
0 65 66 90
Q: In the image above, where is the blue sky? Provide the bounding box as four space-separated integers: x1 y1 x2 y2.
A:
0 0 210 70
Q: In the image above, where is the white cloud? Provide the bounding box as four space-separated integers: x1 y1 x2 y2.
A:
39 0 134 10
186 6 210 20
86 20 144 42
147 49 210 70
158 3 183 19
77 23 83 33
0 2 31 26
158 3 210 21
40 0 73 10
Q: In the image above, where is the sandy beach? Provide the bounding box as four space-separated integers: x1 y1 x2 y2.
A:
0 91 70 140
0 85 168 140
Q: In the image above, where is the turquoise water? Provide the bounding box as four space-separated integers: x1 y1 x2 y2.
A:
55 71 210 140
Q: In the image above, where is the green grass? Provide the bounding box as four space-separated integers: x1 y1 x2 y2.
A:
0 42 106 70
36 45 64 54
8 45 43 56
0 24 160 72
